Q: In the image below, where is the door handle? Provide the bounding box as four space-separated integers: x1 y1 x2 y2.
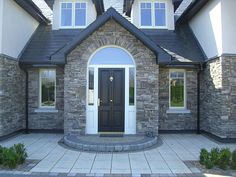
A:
98 98 102 106
98 98 100 106
110 99 113 102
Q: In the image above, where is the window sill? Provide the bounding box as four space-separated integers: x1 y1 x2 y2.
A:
166 109 191 114
139 26 168 29
34 108 58 113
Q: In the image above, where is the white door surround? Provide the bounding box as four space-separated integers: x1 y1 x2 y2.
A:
86 46 136 134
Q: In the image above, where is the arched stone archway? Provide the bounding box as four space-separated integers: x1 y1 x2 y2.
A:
64 20 159 136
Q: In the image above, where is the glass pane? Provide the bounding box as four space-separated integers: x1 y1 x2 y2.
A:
81 3 86 8
89 47 134 65
160 3 165 8
75 10 86 26
61 3 72 26
88 68 94 105
140 3 152 26
170 78 184 107
75 3 86 26
41 70 56 107
129 68 135 105
155 3 166 26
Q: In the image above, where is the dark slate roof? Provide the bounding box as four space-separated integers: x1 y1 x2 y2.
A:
14 0 50 24
20 26 83 65
20 8 205 66
142 25 206 65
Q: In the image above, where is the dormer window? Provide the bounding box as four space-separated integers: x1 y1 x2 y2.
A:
60 2 87 28
140 1 166 28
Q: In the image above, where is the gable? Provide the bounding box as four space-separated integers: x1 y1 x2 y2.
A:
50 7 172 64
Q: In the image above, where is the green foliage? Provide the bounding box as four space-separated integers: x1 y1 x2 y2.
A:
231 150 236 170
2 148 18 169
210 148 220 166
0 146 3 164
13 144 27 164
218 148 231 170
205 158 214 169
199 147 236 170
200 148 209 165
0 143 27 169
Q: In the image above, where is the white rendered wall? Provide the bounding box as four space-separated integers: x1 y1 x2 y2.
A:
131 0 175 30
1 0 39 59
221 0 236 54
52 0 97 30
0 0 3 53
189 0 222 59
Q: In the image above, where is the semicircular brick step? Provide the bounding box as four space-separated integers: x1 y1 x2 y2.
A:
62 134 159 152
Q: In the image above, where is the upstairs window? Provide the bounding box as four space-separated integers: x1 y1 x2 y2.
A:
140 1 166 28
75 3 86 26
155 3 166 26
140 3 152 26
60 2 87 28
61 3 72 27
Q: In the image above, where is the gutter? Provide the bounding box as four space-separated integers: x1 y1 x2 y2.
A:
19 65 29 134
197 63 203 134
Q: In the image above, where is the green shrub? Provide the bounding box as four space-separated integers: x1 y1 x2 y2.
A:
232 150 236 170
0 146 3 164
0 143 27 169
2 148 18 169
218 148 231 170
205 158 214 169
13 144 27 164
210 148 220 166
200 148 209 165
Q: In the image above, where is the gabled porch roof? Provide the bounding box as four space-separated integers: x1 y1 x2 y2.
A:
50 7 172 64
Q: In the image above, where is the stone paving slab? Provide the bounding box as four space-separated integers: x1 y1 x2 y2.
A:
0 133 236 176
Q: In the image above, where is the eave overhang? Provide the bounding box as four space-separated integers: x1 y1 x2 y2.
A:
176 0 209 26
14 0 50 24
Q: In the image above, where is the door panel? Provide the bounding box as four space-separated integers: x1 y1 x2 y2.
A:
98 68 125 132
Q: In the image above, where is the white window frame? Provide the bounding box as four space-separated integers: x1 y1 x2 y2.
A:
139 0 167 29
169 69 186 110
39 69 56 109
60 1 87 29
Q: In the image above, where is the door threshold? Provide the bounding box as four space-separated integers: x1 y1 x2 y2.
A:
99 132 124 137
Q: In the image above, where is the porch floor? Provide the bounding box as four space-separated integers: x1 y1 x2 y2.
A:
0 133 236 175
63 134 158 152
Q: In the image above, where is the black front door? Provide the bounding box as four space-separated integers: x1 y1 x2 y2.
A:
98 68 125 132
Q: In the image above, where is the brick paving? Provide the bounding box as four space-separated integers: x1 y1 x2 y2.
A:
0 133 236 177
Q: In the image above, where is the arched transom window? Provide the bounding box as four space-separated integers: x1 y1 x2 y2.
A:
89 47 135 65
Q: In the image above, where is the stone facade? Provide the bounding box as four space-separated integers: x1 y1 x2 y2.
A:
28 68 64 130
64 19 159 135
0 55 25 136
159 68 198 131
200 56 236 138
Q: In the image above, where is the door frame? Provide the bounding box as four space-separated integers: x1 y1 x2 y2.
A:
86 64 136 135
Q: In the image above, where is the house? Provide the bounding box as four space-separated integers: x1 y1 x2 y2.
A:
0 0 235 143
